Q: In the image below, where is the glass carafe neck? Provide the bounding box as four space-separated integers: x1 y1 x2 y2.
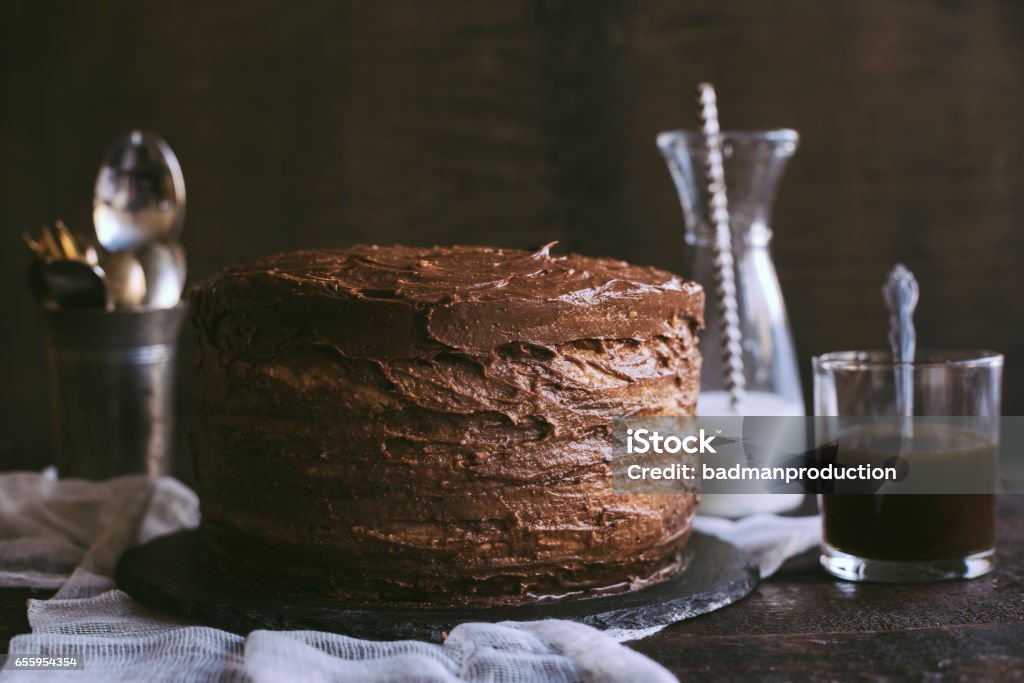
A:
685 220 773 249
657 129 798 249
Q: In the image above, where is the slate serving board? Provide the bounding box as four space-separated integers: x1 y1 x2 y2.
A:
116 530 758 642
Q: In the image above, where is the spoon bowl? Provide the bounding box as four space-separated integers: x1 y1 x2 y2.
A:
42 261 109 309
93 131 186 252
103 251 148 308
138 242 186 309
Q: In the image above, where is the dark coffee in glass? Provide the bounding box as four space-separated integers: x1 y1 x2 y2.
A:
814 351 1002 583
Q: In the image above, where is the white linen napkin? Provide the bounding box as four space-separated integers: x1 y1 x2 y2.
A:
694 511 822 577
0 471 678 682
0 470 821 682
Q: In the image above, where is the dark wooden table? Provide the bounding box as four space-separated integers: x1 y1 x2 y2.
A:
634 496 1024 681
2 498 1022 681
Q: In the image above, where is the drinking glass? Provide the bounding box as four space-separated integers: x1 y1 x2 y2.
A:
813 350 1003 582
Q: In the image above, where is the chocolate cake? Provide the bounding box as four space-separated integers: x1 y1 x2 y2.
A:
191 244 703 605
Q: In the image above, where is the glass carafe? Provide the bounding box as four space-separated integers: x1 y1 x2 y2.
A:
658 129 803 417
658 129 804 516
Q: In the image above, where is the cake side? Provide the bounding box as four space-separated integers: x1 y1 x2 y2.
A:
192 245 703 604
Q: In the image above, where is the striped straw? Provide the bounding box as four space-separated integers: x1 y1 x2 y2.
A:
696 83 746 412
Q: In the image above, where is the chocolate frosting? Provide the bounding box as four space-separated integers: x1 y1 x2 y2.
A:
192 245 704 605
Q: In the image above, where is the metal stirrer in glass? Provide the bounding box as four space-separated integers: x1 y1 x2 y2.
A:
696 83 745 413
883 263 919 438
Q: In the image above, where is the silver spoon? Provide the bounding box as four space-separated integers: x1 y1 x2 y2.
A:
93 131 186 252
102 251 148 307
42 260 109 309
883 264 919 439
138 241 186 308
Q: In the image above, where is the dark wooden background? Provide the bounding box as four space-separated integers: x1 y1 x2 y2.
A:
3 0 1023 476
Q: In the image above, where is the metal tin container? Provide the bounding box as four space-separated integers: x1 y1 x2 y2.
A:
41 304 187 479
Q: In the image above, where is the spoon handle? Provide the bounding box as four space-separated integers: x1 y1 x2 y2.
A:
883 264 919 434
883 263 919 363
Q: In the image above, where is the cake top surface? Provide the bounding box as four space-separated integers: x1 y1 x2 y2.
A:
220 243 700 307
197 244 703 356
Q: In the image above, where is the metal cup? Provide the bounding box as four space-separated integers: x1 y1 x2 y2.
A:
41 304 188 479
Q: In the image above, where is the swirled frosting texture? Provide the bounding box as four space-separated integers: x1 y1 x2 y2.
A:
192 245 704 605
